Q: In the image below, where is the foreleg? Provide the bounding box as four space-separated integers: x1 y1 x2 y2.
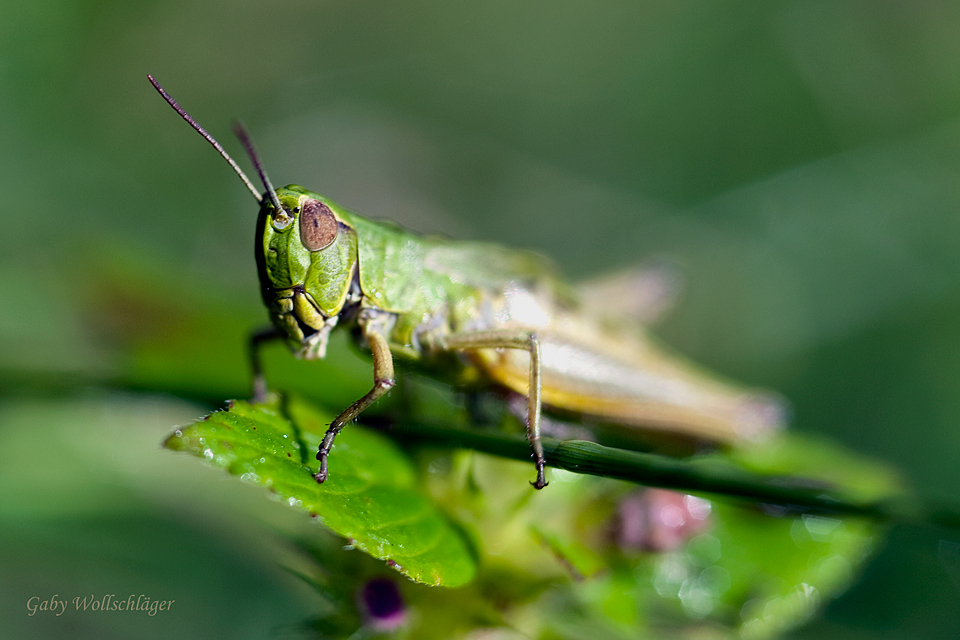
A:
314 322 395 483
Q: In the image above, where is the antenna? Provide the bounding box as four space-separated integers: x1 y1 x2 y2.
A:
147 75 263 204
232 121 290 223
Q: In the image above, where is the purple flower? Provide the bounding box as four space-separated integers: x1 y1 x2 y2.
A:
358 577 406 631
617 489 712 552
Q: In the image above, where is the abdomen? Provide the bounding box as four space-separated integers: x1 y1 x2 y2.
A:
470 319 784 445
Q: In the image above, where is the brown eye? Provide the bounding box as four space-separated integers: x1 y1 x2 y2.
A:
299 198 338 251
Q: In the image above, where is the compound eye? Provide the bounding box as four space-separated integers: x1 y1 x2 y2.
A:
299 198 338 251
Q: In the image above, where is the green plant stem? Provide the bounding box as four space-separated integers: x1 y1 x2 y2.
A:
386 421 960 528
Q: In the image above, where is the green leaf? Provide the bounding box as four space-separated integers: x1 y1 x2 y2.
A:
164 395 476 587
430 428 900 638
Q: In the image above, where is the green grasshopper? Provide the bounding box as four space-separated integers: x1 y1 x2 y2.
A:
149 76 783 489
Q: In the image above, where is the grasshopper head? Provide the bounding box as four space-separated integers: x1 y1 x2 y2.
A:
256 185 359 359
145 78 360 359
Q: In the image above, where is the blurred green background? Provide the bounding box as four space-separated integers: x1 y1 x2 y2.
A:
4 0 960 637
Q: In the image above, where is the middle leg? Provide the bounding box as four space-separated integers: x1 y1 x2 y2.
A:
438 329 547 489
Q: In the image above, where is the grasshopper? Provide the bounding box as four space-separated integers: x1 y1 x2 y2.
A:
150 76 783 489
